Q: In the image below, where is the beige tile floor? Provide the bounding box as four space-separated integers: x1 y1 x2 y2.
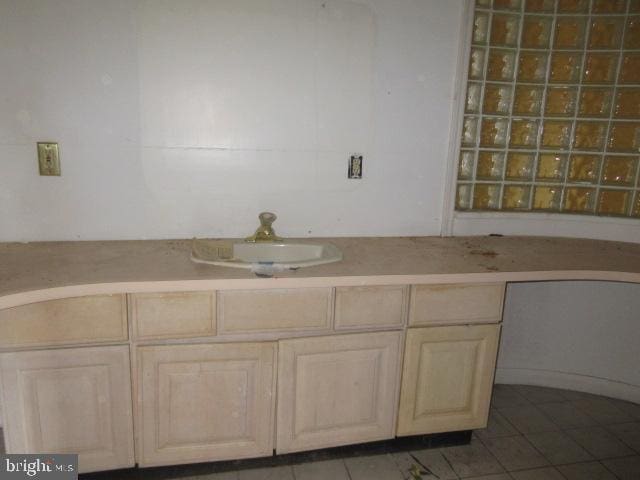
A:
1 385 639 479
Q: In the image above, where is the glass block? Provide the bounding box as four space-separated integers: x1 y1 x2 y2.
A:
578 88 613 118
521 16 553 49
592 0 627 13
557 0 589 13
513 86 544 115
533 186 562 210
541 121 572 149
487 49 516 82
462 116 479 146
602 156 638 184
456 184 472 210
574 121 608 150
619 54 640 84
632 0 640 14
537 153 568 180
468 48 486 81
476 151 506 179
491 14 520 47
614 89 640 119
494 0 523 10
480 118 509 147
503 185 532 209
473 184 502 209
563 187 596 213
483 84 513 115
583 53 617 84
466 83 482 114
625 16 640 50
458 151 475 179
545 87 577 117
476 0 491 6
473 12 490 45
633 192 640 217
549 53 582 84
510 119 539 148
506 152 535 179
568 154 601 183
525 0 555 13
588 18 624 50
608 123 640 152
518 52 548 83
554 18 587 49
598 190 631 216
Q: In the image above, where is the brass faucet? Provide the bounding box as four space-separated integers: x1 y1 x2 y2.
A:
245 212 282 243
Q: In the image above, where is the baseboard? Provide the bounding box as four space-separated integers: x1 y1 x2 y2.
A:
496 367 640 403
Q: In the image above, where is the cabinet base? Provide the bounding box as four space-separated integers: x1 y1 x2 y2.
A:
80 431 472 479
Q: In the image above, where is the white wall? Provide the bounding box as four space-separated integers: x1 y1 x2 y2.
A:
0 0 464 241
497 281 640 402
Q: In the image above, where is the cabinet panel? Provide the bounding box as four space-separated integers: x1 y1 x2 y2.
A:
0 346 134 473
0 295 127 349
409 283 505 326
334 285 407 330
397 324 500 436
138 342 276 467
277 331 402 453
130 291 216 340
218 288 332 334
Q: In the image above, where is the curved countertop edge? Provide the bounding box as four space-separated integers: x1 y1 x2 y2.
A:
1 269 639 310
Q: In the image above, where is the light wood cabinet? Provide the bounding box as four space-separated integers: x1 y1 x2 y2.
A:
276 331 402 453
397 324 501 436
137 342 277 467
334 285 408 330
0 346 135 473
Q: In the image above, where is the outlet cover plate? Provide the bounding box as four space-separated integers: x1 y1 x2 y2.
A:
37 142 61 176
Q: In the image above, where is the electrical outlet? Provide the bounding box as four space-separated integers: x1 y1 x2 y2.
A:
37 142 61 176
348 154 363 179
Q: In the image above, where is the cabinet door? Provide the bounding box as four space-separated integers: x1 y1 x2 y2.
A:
0 346 134 473
277 331 402 454
138 342 276 467
397 324 500 436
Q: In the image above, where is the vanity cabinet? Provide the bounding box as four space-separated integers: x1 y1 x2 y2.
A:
0 345 135 473
137 342 277 467
276 331 402 453
397 324 501 436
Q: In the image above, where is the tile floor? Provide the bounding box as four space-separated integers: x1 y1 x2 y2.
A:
1 385 639 479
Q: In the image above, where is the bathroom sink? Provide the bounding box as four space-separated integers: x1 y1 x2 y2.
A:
191 239 342 271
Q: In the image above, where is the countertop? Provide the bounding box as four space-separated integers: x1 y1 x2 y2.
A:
1 236 640 308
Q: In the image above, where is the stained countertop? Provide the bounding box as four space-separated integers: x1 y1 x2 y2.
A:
1 236 640 308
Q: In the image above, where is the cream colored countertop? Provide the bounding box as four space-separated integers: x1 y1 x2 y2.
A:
1 236 640 308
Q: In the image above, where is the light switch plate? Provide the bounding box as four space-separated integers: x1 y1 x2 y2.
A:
37 142 61 176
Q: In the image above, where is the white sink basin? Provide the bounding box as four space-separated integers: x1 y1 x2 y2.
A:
191 239 342 271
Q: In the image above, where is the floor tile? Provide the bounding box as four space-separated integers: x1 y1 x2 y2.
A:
406 449 458 479
565 426 635 459
601 455 640 480
606 421 640 453
571 398 636 425
237 465 294 480
476 410 519 441
491 385 530 409
464 475 512 480
511 385 567 404
610 399 640 420
557 461 617 480
440 438 505 478
509 467 564 480
497 406 558 434
524 431 593 465
293 459 350 480
536 402 599 429
344 454 404 480
481 436 549 472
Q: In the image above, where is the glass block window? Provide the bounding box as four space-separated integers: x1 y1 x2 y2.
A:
457 0 640 217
